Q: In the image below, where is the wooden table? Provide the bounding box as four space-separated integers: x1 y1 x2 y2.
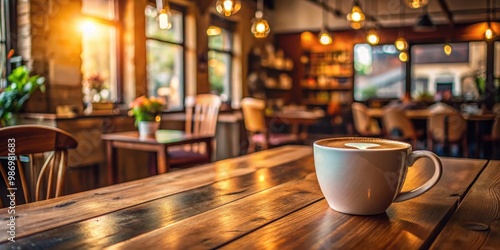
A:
102 130 213 184
1 145 498 249
268 110 324 141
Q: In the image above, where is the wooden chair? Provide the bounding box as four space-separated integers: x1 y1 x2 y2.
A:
351 102 383 137
382 107 421 148
428 111 468 158
0 125 78 207
167 94 221 169
241 97 298 153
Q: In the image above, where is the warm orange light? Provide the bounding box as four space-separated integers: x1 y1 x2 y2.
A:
443 44 452 55
251 11 270 38
158 9 172 30
366 30 379 45
405 0 428 9
394 37 408 51
215 0 241 17
399 51 408 62
80 20 96 34
351 22 362 30
319 31 333 45
207 26 222 36
485 27 495 40
347 6 365 22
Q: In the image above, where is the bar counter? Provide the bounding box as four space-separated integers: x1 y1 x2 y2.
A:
0 146 498 249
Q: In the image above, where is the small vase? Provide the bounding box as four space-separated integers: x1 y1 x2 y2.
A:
138 121 160 139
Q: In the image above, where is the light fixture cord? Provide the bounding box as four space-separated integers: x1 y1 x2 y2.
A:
487 0 491 25
322 0 328 31
258 0 263 12
156 0 163 11
399 1 405 37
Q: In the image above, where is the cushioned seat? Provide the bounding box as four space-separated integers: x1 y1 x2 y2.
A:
167 94 221 169
241 97 299 153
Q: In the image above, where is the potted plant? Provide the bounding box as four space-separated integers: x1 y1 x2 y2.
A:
0 66 46 126
128 95 166 138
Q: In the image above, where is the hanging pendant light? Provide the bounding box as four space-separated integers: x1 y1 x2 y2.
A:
443 43 453 56
414 6 435 32
394 2 408 51
485 26 495 40
156 0 172 30
347 0 365 29
395 38 408 51
399 51 408 62
251 0 270 38
318 0 332 45
366 29 379 45
485 0 495 40
365 1 378 45
216 0 241 17
319 31 333 45
405 0 428 9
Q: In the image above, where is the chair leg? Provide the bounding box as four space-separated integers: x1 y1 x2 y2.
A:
462 138 468 158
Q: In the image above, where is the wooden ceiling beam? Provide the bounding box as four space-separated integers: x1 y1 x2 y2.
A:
437 0 454 26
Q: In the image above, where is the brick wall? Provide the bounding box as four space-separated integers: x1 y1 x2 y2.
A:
21 0 83 113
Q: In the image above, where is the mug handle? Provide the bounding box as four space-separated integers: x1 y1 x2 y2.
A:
394 150 442 202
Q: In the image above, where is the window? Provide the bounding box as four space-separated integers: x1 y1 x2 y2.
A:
0 0 16 89
145 4 184 111
410 42 486 101
208 18 235 103
353 44 406 101
0 0 7 88
81 0 119 103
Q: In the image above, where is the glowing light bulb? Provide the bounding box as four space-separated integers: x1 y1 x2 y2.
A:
347 6 365 22
319 32 333 45
366 30 379 45
399 51 408 62
444 44 452 55
216 0 241 17
394 37 408 51
485 27 494 40
158 9 171 30
251 12 270 39
405 0 428 9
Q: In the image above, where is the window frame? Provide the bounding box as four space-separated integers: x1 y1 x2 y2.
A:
208 15 236 102
81 0 123 103
0 0 18 88
145 1 186 111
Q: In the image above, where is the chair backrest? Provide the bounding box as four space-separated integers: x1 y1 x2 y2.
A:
241 97 267 133
0 125 78 207
185 94 222 136
382 107 416 139
428 111 467 143
491 114 500 140
351 102 381 136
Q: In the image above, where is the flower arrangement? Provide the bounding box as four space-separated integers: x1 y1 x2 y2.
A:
129 96 165 126
85 73 106 92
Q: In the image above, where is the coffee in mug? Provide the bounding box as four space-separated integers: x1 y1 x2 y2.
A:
313 137 442 215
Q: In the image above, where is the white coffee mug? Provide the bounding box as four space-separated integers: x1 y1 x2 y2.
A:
313 137 442 215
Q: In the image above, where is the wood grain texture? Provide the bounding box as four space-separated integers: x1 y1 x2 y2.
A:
430 160 500 249
2 153 316 249
220 158 488 249
0 146 490 249
105 172 322 249
0 145 312 243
